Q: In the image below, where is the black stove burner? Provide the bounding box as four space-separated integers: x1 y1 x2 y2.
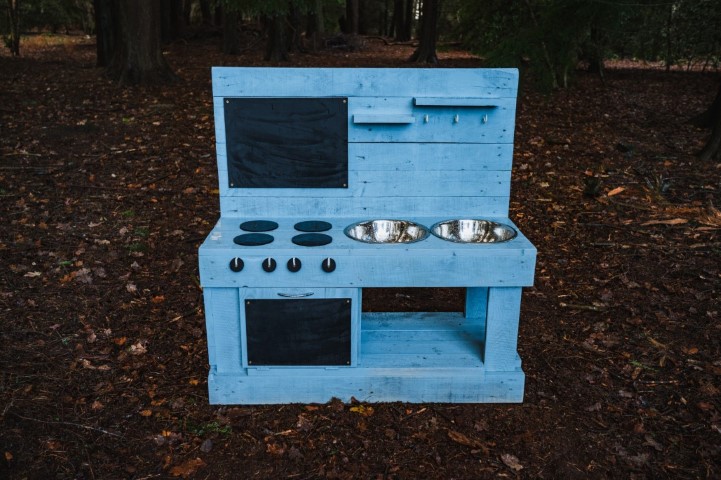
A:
234 233 274 246
292 233 332 247
294 220 332 233
240 220 279 232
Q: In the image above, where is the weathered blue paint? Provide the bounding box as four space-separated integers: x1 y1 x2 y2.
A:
199 68 536 404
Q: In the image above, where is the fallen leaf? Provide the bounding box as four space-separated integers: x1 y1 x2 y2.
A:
24 271 42 278
169 458 206 478
266 442 285 455
643 434 664 452
4 451 13 461
140 409 153 417
447 430 488 452
74 268 93 284
349 405 374 416
607 186 625 196
129 342 147 355
126 283 137 293
151 295 165 304
641 218 688 226
188 378 200 386
113 336 127 346
501 453 524 471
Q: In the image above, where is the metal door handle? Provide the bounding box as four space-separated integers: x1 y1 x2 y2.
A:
277 292 314 298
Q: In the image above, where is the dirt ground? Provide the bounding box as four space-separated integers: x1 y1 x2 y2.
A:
1 34 720 479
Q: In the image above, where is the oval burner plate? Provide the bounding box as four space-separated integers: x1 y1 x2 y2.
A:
240 220 279 232
292 233 332 247
234 233 274 246
294 220 332 232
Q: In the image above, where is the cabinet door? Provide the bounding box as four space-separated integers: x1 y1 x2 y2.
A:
245 298 352 366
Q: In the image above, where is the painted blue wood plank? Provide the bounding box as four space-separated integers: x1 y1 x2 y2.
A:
414 97 500 107
220 170 508 198
483 287 522 372
361 329 482 356
212 67 519 99
218 196 510 218
208 369 524 404
363 312 470 330
465 286 489 324
199 252 536 288
353 114 415 124
203 288 242 373
217 143 513 173
349 143 513 171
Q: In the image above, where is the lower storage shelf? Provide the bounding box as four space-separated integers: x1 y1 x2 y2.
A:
208 311 524 404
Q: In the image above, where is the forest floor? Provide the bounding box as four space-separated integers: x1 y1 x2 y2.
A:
1 33 720 479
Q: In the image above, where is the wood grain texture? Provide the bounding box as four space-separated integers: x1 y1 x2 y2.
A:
212 67 519 99
199 253 535 288
218 196 510 218
203 288 242 374
209 370 524 403
483 287 522 371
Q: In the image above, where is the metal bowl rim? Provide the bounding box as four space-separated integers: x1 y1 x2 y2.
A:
343 219 431 244
430 219 518 243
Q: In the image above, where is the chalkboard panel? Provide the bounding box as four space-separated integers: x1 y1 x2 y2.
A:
245 298 351 366
224 97 348 188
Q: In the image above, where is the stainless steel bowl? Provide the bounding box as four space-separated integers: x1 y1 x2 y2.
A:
344 220 430 244
431 219 517 243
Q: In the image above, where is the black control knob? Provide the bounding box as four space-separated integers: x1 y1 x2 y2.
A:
287 257 302 272
262 258 277 272
321 258 336 273
229 257 244 272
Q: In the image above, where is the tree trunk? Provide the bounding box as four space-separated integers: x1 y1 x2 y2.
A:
161 0 183 44
287 4 304 53
403 0 413 40
391 0 412 41
222 8 241 55
7 0 21 56
264 15 288 62
108 0 178 85
306 0 324 51
346 0 359 35
94 0 114 66
409 0 440 64
586 26 605 83
697 83 721 161
523 0 558 89
199 0 212 25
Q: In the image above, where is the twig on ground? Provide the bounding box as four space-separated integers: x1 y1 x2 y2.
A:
10 412 124 438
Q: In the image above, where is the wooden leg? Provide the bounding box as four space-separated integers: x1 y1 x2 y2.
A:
483 287 522 371
465 286 488 326
204 287 242 373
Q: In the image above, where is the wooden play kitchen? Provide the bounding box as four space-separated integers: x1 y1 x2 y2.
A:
198 68 536 403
